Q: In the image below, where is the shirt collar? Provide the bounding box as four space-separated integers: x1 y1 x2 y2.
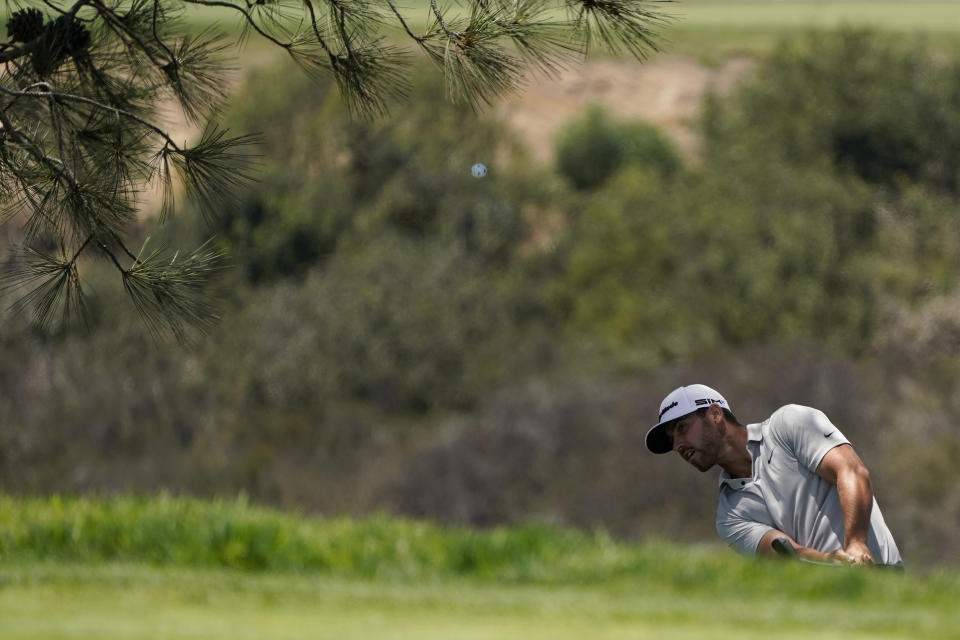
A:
718 422 763 490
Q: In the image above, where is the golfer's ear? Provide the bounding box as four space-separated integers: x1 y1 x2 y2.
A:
707 403 724 423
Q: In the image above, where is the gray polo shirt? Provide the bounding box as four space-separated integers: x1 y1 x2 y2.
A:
716 404 903 566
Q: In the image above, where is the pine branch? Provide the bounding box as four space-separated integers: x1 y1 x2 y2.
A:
0 100 87 239
120 236 225 343
0 83 169 237
238 0 305 49
1 0 675 340
384 0 429 43
567 0 673 60
0 83 185 151
156 123 259 223
93 0 175 70
182 0 301 50
159 25 234 124
417 1 524 108
0 237 92 332
328 39 411 117
73 112 155 201
489 0 582 78
323 0 388 43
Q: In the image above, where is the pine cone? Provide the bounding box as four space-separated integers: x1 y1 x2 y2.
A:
63 17 91 54
21 14 90 76
6 8 45 43
35 15 91 59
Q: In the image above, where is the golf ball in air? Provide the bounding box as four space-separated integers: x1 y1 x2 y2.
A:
471 163 487 178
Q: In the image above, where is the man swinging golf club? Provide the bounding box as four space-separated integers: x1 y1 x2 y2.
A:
646 384 903 567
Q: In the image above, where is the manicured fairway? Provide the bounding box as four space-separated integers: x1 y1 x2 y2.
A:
676 1 960 32
0 562 957 640
668 1 960 55
177 1 960 35
172 1 960 57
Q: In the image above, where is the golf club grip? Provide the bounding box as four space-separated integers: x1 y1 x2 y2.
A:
772 537 798 558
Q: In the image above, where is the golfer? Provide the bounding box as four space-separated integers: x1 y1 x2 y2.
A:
646 384 903 567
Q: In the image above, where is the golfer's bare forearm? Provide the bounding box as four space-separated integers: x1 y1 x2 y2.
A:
816 444 876 560
835 464 873 548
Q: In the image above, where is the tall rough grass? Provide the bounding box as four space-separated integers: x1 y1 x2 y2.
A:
0 492 632 578
2 492 960 608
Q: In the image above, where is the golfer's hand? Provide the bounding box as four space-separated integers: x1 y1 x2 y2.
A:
833 541 875 566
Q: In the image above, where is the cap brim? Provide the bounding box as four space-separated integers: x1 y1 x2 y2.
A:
645 421 673 454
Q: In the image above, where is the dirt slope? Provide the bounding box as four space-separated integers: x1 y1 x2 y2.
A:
494 54 754 164
162 51 752 165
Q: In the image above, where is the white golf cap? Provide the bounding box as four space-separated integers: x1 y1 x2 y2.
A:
645 384 730 454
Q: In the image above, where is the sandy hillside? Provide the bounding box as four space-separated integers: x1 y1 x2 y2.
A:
163 52 753 164
495 54 755 164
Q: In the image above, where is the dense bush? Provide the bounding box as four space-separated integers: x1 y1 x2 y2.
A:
554 105 680 190
545 160 884 359
214 64 536 283
228 232 524 412
702 29 960 196
544 30 960 360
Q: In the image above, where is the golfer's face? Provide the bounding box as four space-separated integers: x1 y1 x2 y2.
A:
667 412 717 472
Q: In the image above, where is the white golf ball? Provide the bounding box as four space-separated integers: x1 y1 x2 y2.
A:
471 163 487 178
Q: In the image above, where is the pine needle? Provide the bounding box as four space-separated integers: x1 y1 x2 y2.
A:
121 237 225 343
160 26 234 124
567 0 674 61
1 243 90 332
161 124 260 223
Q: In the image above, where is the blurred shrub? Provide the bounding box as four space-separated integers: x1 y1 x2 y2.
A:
554 105 680 190
0 55 563 503
621 120 681 175
205 59 352 282
544 161 879 359
225 231 525 413
702 29 960 196
544 30 960 361
213 62 534 283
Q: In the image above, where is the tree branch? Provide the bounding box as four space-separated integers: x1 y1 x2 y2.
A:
91 0 175 69
181 0 298 50
384 0 428 43
0 84 184 153
430 0 464 39
300 0 333 54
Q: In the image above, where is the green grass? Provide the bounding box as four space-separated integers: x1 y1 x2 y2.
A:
0 561 958 639
178 0 960 30
1 494 959 638
7 1 956 60
666 1 960 57
0 493 655 578
174 1 960 57
675 0 960 32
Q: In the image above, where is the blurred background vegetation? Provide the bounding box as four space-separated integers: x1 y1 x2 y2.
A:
3 2 960 570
